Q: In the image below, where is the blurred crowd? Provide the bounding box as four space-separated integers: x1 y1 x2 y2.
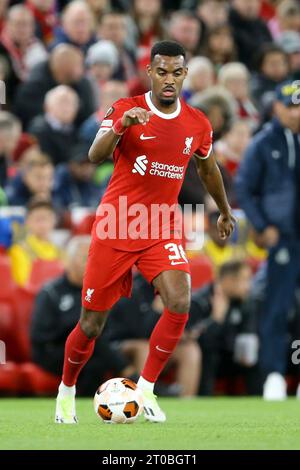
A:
1 0 300 398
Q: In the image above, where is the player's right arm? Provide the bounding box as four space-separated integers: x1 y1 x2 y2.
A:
88 107 153 164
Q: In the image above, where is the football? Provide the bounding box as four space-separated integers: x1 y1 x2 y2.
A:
94 378 144 424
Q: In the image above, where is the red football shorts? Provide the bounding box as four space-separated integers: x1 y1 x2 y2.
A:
82 237 190 311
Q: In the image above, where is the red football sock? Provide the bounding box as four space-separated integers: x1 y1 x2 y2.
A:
62 322 96 387
141 308 189 383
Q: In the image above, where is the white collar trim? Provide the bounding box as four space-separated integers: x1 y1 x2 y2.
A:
145 91 181 120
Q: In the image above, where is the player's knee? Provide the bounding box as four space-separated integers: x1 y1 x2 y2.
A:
79 309 107 338
166 294 190 314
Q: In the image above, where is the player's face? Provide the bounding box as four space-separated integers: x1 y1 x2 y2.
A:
147 55 187 106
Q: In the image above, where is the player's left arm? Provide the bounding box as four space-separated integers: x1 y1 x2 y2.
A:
195 152 236 239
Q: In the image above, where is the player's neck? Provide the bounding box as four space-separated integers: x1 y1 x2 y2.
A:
149 91 179 115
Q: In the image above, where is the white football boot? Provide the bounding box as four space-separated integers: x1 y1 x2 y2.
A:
263 373 287 401
55 383 78 424
142 390 166 423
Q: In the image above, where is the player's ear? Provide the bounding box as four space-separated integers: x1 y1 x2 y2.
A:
146 64 152 77
184 67 188 79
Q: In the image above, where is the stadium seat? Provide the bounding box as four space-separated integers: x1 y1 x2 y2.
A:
19 363 60 395
26 259 64 292
0 254 16 300
0 362 22 395
189 255 214 291
0 301 15 361
10 287 36 362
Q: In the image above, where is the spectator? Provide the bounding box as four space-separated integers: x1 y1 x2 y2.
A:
28 85 80 166
9 197 61 286
51 0 96 54
97 11 137 82
268 0 300 40
13 44 96 129
105 274 201 397
277 31 300 78
229 0 272 69
53 141 103 209
251 44 289 120
25 0 58 45
86 0 111 22
201 207 239 270
196 0 228 30
0 0 8 35
79 79 128 145
86 40 120 105
31 235 137 395
0 4 47 82
235 80 300 400
5 154 54 206
201 24 237 71
214 120 251 179
218 62 260 131
0 111 21 186
131 0 164 66
167 10 202 60
190 85 236 140
182 56 215 102
187 260 260 395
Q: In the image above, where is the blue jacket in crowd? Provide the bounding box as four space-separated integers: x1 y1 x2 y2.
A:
235 118 300 237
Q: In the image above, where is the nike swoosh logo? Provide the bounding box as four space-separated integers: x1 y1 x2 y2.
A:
156 345 172 354
170 261 187 265
140 134 156 140
68 358 84 365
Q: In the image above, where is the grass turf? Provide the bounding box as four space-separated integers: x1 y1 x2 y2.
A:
0 397 299 450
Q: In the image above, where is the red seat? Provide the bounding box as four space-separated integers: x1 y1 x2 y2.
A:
0 301 15 361
189 255 214 291
10 287 36 362
26 259 64 292
0 362 22 395
19 363 60 395
0 255 16 300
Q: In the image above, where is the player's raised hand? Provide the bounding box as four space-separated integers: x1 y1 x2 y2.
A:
217 212 236 240
121 107 154 128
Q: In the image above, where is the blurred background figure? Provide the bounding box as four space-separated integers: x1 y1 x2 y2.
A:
25 0 58 45
5 154 54 206
251 44 289 121
268 0 300 40
53 141 103 210
167 10 203 60
182 56 215 101
236 81 300 400
187 260 260 396
31 235 138 395
28 85 80 166
86 40 120 104
218 62 260 131
14 44 95 129
9 197 61 286
201 24 237 71
229 0 272 69
51 0 96 54
0 111 21 187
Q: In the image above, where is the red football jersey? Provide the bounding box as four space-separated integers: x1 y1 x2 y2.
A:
93 91 213 251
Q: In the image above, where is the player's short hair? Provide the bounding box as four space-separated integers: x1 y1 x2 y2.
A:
151 40 186 62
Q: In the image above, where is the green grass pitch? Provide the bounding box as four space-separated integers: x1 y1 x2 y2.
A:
0 397 299 450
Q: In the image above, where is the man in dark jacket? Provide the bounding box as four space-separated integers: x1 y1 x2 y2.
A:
28 85 79 166
236 80 300 400
229 0 272 70
31 235 136 395
13 44 96 129
187 260 260 395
